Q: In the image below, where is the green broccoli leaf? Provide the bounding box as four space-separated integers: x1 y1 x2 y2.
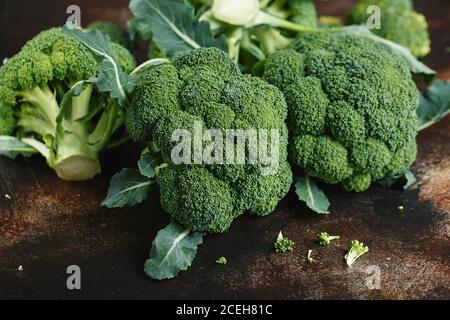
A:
295 176 330 214
129 0 227 59
138 152 158 178
63 25 129 107
377 170 416 190
417 80 450 131
0 136 38 159
102 168 154 208
336 26 436 81
144 221 204 280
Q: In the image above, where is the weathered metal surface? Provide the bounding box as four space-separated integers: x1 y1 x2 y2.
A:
0 0 449 299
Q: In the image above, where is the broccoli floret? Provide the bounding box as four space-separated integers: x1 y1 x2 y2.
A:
0 103 15 135
0 28 136 180
216 256 227 265
274 231 294 253
345 240 369 267
317 232 340 246
87 21 131 49
349 0 431 58
128 48 292 233
261 32 419 192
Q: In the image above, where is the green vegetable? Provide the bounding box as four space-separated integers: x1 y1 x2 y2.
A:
101 168 155 208
274 231 294 253
72 35 292 276
87 21 131 48
200 0 318 62
261 32 420 193
0 28 136 180
349 0 431 58
295 176 330 214
216 256 227 265
125 47 292 234
144 221 204 280
178 0 434 79
345 240 369 267
317 232 340 247
129 0 227 59
417 80 450 131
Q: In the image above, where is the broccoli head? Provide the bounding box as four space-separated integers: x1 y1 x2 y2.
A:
0 28 136 180
87 21 131 49
261 32 419 192
127 48 292 233
349 0 431 58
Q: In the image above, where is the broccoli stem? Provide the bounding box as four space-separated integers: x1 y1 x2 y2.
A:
225 28 245 63
17 85 59 129
250 10 320 33
70 84 93 139
265 0 289 19
89 100 123 151
52 131 101 181
16 116 54 137
252 27 293 54
240 34 267 60
21 138 50 160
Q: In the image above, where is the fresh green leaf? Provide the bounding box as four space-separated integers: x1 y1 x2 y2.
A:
295 176 330 214
336 26 436 81
138 152 158 178
0 136 38 159
417 80 450 131
129 0 227 59
63 25 129 107
144 221 203 280
102 168 154 208
377 170 416 189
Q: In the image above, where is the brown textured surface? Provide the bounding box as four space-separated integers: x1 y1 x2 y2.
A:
0 0 449 299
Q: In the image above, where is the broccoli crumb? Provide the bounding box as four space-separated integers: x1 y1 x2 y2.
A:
307 250 313 264
317 232 340 246
4 194 11 200
274 231 294 253
345 240 369 267
398 205 405 211
216 257 227 265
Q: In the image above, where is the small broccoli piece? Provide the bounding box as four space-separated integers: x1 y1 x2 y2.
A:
349 0 430 58
128 48 292 233
0 28 136 180
216 257 227 265
306 249 313 264
345 240 369 267
317 232 340 246
87 21 130 48
261 32 419 192
274 231 294 253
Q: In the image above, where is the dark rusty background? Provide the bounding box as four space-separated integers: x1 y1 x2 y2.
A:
0 0 449 300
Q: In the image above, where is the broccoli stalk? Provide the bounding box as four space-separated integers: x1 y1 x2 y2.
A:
345 240 369 267
15 82 124 180
199 0 319 62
